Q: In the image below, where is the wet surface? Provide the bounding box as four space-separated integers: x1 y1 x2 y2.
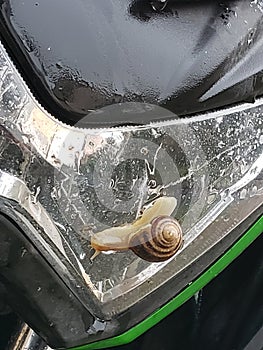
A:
108 233 263 350
1 1 263 125
0 37 262 308
0 230 262 350
0 2 263 348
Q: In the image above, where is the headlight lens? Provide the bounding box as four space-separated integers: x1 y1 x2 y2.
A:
0 40 262 344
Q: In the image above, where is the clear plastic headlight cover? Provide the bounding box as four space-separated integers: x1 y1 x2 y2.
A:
0 39 262 328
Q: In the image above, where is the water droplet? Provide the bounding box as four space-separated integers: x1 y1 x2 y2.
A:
207 192 217 204
109 178 115 189
140 147 149 155
240 188 247 199
251 185 258 195
148 179 157 188
56 61 63 69
194 290 200 304
150 0 168 11
21 247 27 257
218 141 225 148
79 252 86 260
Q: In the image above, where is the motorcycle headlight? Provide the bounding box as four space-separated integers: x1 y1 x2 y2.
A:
0 40 262 350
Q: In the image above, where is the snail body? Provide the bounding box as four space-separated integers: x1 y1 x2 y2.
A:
90 196 183 262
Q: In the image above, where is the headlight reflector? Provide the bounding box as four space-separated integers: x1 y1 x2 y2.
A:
0 40 262 347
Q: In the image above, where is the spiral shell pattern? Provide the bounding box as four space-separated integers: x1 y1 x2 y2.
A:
129 215 183 262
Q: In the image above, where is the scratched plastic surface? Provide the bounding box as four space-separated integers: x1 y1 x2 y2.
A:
0 39 262 312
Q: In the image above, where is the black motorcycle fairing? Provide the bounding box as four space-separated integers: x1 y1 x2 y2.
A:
0 213 94 349
0 0 263 125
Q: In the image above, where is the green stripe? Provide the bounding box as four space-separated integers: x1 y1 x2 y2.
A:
71 216 263 350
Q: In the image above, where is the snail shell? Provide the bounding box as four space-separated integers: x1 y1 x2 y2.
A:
90 196 183 262
129 215 183 262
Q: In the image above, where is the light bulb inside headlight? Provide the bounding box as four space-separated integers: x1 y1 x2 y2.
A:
0 40 262 348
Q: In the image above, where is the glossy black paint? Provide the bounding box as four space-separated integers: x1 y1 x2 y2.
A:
1 0 263 125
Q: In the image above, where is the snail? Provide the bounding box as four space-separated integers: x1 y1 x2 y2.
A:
90 196 183 262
